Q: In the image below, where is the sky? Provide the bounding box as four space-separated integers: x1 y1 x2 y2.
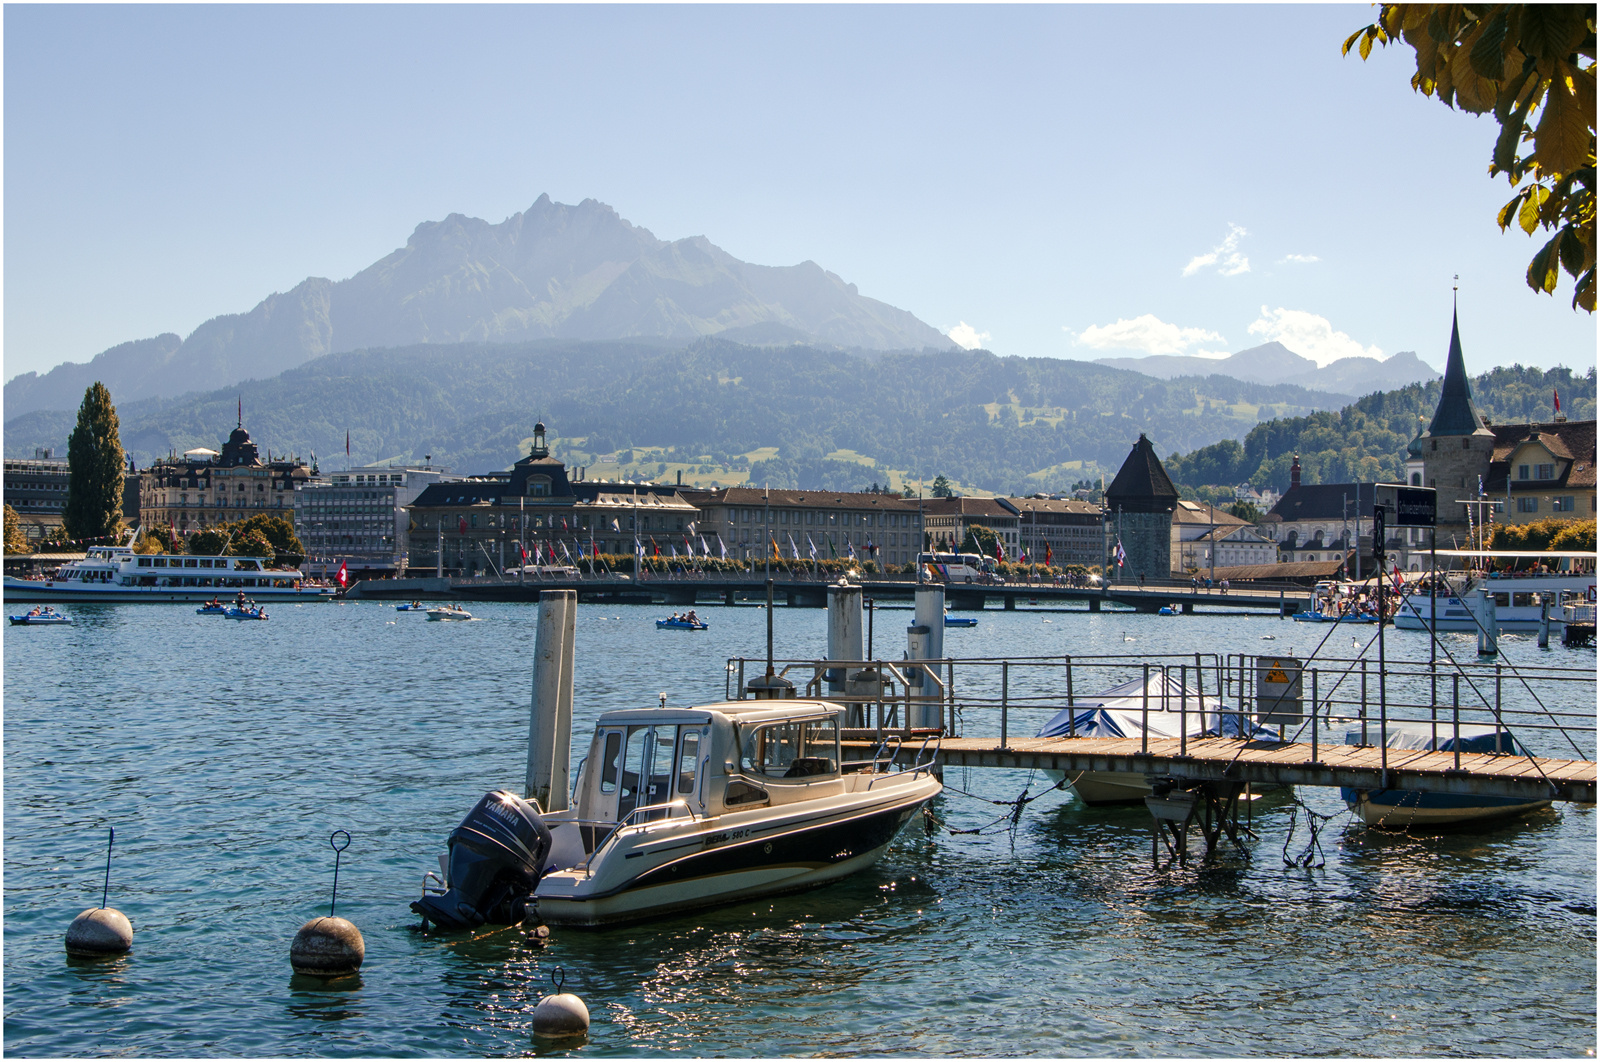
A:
4 4 1595 386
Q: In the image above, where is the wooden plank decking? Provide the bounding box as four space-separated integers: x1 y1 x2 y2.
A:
853 735 1597 804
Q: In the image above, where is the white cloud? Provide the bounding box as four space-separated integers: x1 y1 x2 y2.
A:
947 322 991 350
1182 224 1250 277
1072 314 1225 356
1247 307 1383 367
1278 253 1320 265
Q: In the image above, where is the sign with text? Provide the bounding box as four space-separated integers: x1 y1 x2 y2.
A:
1255 655 1303 727
1372 483 1437 527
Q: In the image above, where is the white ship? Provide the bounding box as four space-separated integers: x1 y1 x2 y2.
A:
1393 566 1596 634
2 546 333 603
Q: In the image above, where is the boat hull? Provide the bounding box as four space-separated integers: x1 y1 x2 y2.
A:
536 781 937 926
1342 787 1552 828
3 577 330 605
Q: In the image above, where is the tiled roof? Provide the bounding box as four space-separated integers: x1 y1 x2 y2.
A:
682 487 920 511
1105 434 1178 512
1486 419 1596 492
1006 497 1102 516
1267 483 1381 523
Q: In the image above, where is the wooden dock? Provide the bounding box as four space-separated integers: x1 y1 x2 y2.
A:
856 735 1597 804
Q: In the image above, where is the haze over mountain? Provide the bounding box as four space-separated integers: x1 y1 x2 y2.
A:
1090 342 1439 393
4 339 1353 496
4 196 955 417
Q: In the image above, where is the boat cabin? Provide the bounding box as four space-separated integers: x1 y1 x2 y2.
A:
568 701 847 853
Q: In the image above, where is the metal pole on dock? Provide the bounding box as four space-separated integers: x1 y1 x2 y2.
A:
1179 664 1187 757
1452 673 1461 768
1000 661 1010 750
1310 668 1318 762
1065 656 1075 738
1374 500 1388 784
1140 663 1150 754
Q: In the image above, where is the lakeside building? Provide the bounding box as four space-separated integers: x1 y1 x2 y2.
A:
681 486 925 566
1103 434 1176 584
3 449 140 546
1171 499 1276 574
921 498 1021 560
1007 495 1102 568
138 422 314 539
1258 461 1383 573
404 424 697 576
296 463 460 578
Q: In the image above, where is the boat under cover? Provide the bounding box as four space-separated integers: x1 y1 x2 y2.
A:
1036 673 1276 806
1340 723 1552 828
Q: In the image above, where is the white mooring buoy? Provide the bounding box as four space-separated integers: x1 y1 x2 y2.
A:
290 830 364 977
531 966 590 1038
66 827 132 957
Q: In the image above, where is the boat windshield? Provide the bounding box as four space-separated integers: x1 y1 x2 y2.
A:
739 717 839 779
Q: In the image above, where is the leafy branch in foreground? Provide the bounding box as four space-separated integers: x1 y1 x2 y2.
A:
1345 4 1596 311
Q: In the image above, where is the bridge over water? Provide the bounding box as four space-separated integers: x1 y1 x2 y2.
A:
350 572 1314 614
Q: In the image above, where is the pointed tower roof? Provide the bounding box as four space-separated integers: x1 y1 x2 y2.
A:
1105 434 1179 513
1425 306 1491 438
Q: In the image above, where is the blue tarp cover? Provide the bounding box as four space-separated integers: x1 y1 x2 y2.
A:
1037 673 1273 740
1342 722 1529 756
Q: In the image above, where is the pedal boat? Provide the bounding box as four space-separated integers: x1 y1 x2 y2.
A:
534 700 942 926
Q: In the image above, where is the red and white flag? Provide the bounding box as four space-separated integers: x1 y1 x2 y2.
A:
337 561 349 588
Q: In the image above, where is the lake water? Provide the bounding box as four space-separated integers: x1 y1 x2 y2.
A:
4 599 1595 1057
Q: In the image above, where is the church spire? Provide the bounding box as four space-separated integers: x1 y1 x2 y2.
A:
1425 296 1489 438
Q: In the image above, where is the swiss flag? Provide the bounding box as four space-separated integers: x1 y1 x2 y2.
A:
337 561 349 588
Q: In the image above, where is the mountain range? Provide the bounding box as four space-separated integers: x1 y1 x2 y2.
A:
1091 342 1439 393
3 339 1354 496
4 196 954 418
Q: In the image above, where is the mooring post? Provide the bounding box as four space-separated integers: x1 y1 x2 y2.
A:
826 583 863 693
527 589 577 811
1477 588 1499 656
1538 596 1551 649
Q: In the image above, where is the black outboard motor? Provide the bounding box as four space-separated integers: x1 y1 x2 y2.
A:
411 790 552 931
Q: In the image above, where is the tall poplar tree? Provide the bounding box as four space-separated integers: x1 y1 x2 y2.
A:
64 382 127 543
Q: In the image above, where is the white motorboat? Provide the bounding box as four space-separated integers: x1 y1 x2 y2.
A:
413 700 942 929
426 605 474 621
2 546 331 604
1340 723 1552 828
1036 672 1276 806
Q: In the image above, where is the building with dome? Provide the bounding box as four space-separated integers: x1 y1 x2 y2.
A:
138 418 316 539
404 423 699 577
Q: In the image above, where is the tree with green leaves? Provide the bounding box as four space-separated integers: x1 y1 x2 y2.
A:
4 505 32 555
230 529 276 562
930 475 954 498
1345 5 1596 311
231 515 304 564
64 383 126 544
1227 500 1262 523
188 527 231 556
961 524 1000 557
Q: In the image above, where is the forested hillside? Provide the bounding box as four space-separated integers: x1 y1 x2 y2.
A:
4 338 1348 495
1164 364 1597 497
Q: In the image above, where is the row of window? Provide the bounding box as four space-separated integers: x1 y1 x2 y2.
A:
725 508 918 528
1516 464 1557 481
1518 496 1579 513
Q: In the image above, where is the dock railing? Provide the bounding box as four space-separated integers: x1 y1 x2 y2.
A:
724 653 1597 768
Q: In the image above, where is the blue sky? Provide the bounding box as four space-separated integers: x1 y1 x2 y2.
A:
4 4 1594 384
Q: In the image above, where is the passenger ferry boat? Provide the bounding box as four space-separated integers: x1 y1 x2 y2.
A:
2 546 332 604
1393 567 1596 634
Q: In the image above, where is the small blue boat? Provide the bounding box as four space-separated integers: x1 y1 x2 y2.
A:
9 607 72 625
196 602 229 615
225 606 269 621
944 616 978 627
656 618 708 630
1157 604 1181 616
396 602 427 611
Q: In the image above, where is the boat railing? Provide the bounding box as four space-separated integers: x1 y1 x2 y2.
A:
583 799 699 863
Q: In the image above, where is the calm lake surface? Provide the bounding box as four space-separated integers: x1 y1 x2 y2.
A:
4 597 1595 1057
